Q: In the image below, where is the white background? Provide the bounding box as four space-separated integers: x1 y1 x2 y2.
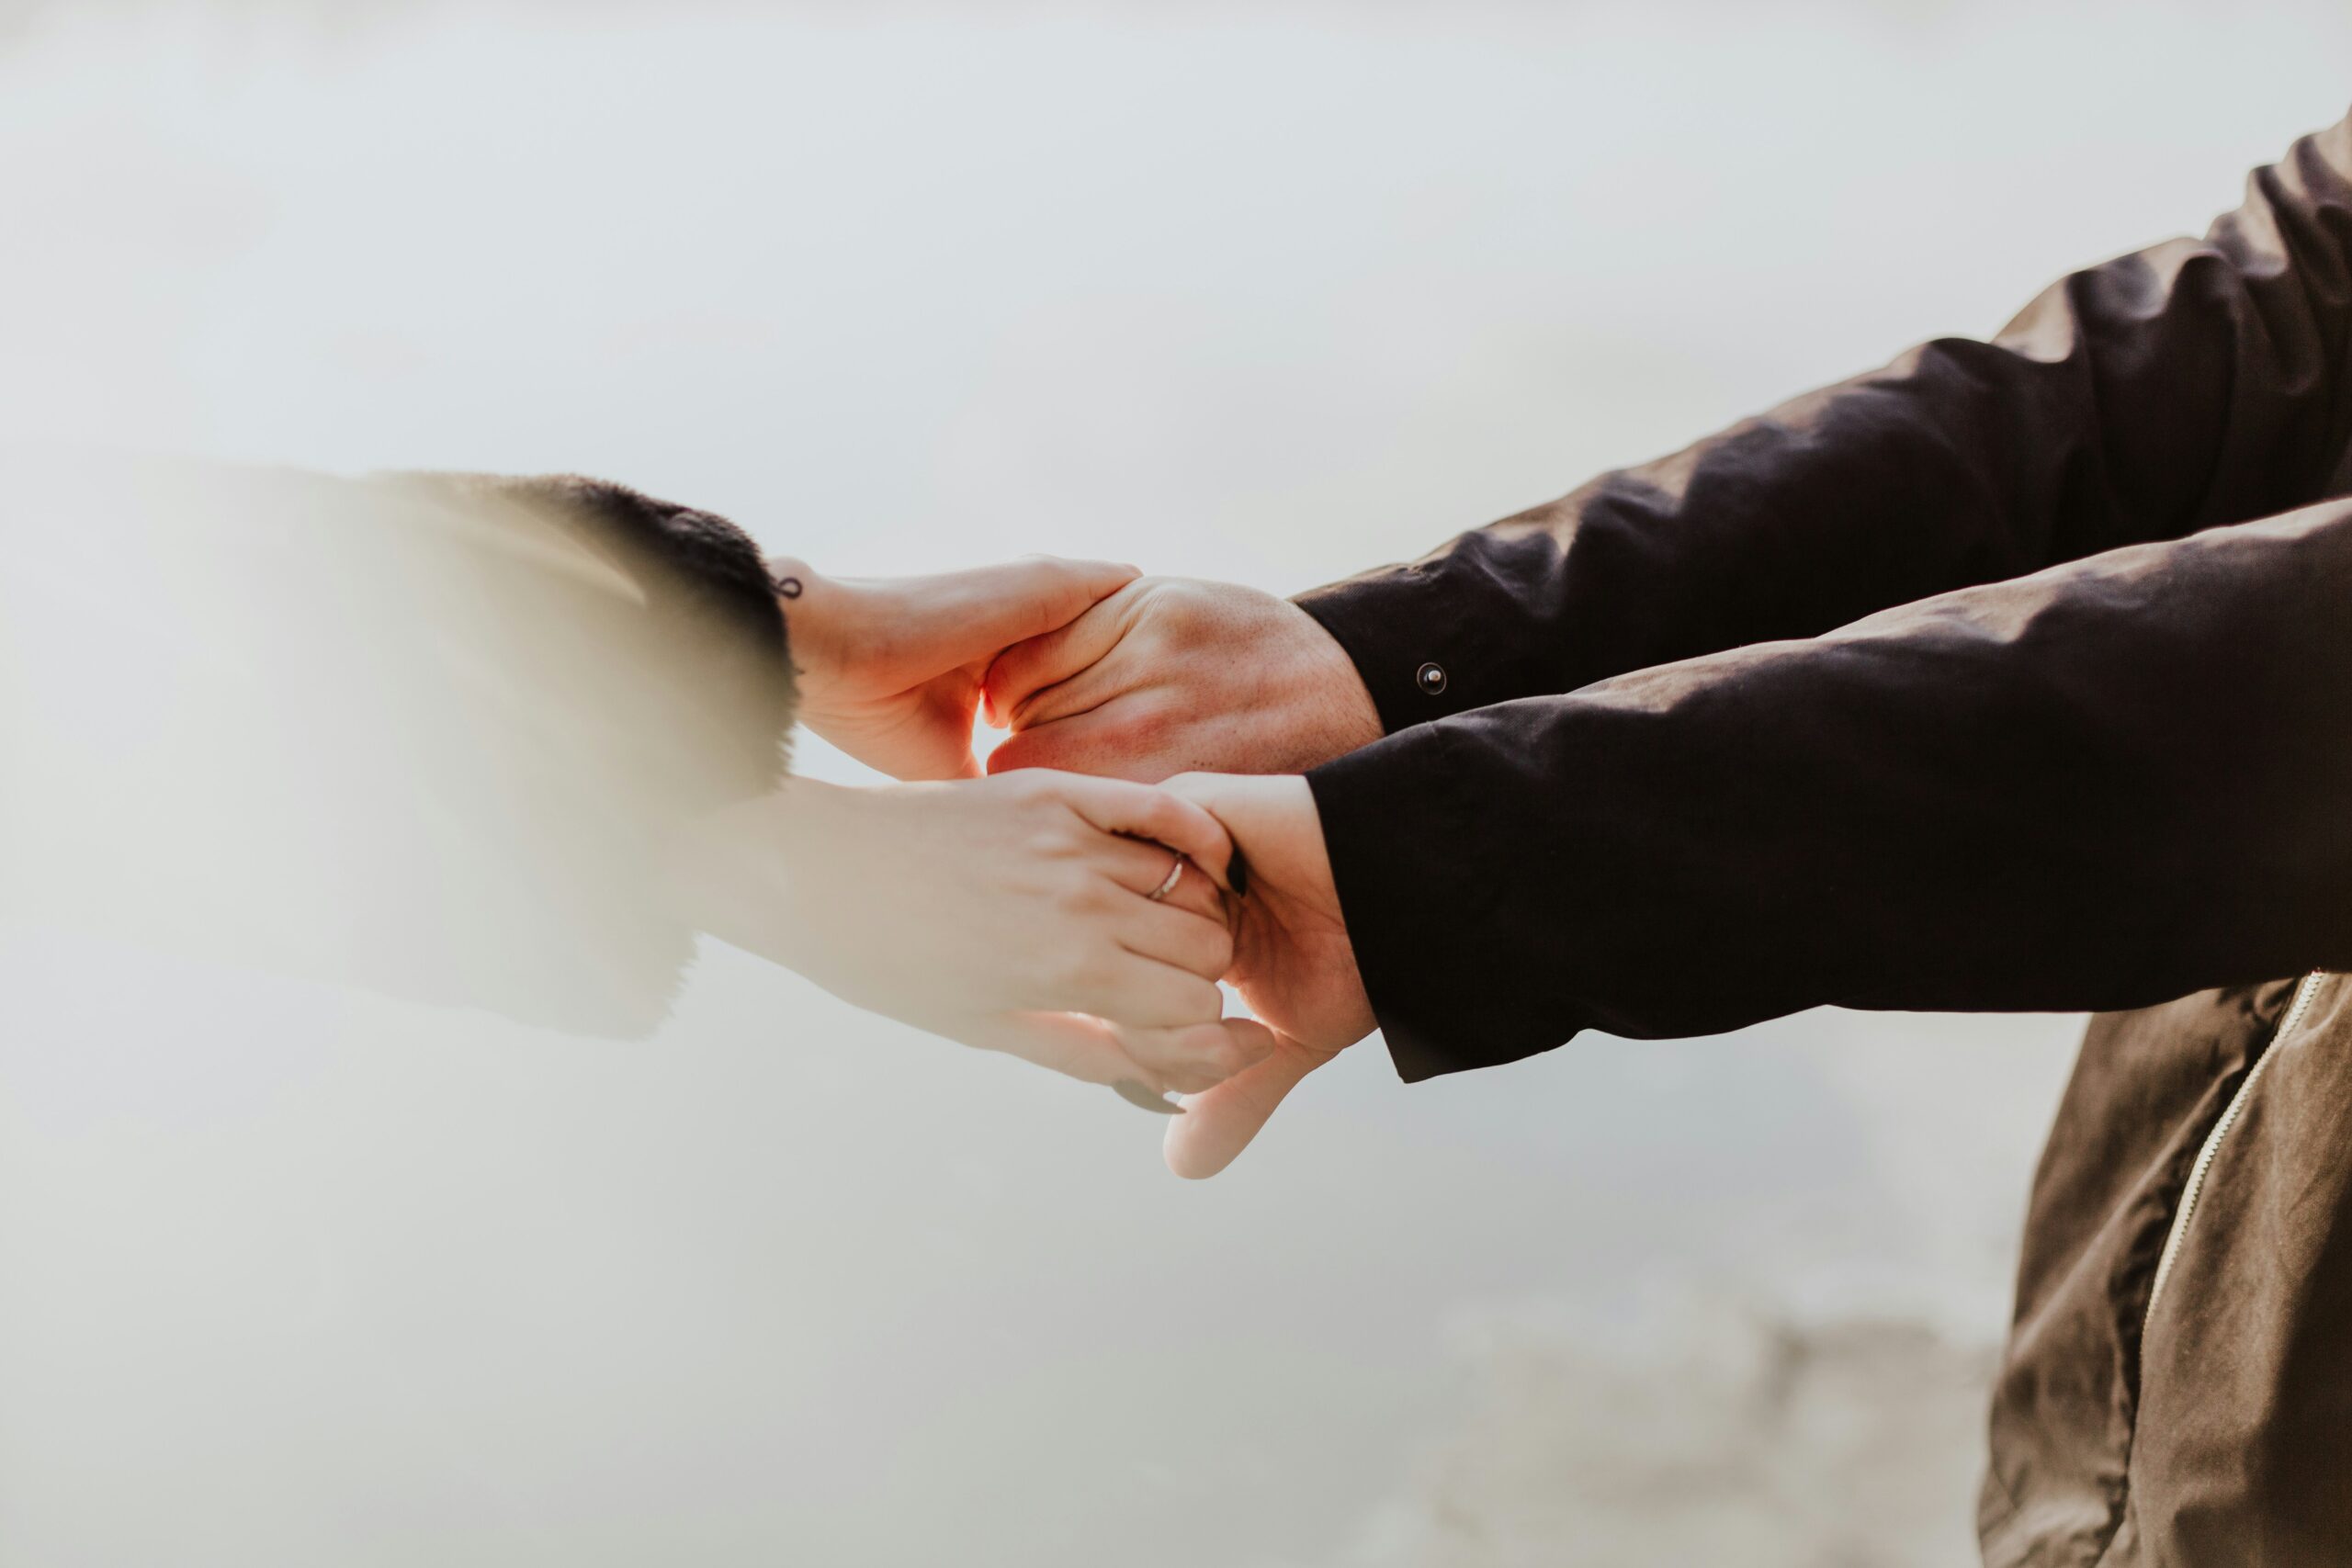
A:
2 4 2344 1563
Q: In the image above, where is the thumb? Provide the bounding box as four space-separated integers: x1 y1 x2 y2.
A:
897 557 1136 685
981 580 1140 728
1161 1032 1331 1179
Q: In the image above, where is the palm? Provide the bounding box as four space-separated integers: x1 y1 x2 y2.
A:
1227 869 1368 1053
1159 773 1373 1178
810 662 993 781
785 558 1137 780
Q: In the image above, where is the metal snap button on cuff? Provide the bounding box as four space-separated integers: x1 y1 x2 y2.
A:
1416 661 1448 696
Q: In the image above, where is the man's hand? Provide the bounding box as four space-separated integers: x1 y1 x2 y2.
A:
983 579 1383 783
1155 772 1374 1178
777 556 1140 781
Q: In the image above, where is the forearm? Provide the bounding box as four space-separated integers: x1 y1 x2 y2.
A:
1302 116 2352 731
1310 496 2352 1080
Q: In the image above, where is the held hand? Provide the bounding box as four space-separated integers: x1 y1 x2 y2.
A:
1157 773 1374 1178
777 556 1140 781
983 579 1383 783
674 771 1276 1096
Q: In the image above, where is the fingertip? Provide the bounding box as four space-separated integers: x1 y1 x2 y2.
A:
980 679 1016 731
1163 1118 1232 1180
1114 1079 1184 1114
978 647 1020 709
1159 1084 1249 1179
1032 554 1141 592
980 634 1066 729
1159 795 1235 894
1159 1037 1323 1178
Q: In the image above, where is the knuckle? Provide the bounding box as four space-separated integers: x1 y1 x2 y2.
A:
1169 1063 1224 1095
1179 978 1224 1021
1005 772 1059 808
1001 686 1048 730
1051 873 1102 917
984 664 1033 711
1054 946 1111 998
1029 822 1085 861
1125 787 1174 836
1141 1027 1219 1088
1149 579 1214 628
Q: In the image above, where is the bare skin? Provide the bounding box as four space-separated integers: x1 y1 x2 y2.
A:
776 554 1145 781
678 772 1275 1096
980 575 1385 1168
1157 773 1370 1177
983 578 1381 783
666 556 1275 1099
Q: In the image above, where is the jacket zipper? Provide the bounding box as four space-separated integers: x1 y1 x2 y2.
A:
2143 970 2324 1337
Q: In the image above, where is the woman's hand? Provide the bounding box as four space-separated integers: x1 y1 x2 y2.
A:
1156 773 1374 1178
775 556 1140 781
673 771 1276 1096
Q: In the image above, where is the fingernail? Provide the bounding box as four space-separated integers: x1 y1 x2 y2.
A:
1114 1079 1184 1115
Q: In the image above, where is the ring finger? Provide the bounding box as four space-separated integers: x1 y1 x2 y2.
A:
1096 839 1226 926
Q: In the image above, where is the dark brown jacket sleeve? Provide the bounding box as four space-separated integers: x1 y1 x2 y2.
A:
1298 113 2352 732
1298 112 2352 1081
1310 497 2352 1080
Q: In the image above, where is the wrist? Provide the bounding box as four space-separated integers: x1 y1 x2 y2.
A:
1278 602 1384 765
1303 619 1383 753
765 557 846 706
1293 570 1482 738
666 775 863 972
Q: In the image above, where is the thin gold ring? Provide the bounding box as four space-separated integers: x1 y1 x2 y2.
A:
1145 853 1186 902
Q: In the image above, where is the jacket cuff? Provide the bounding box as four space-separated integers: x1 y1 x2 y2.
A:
1307 722 1581 1083
1294 547 1555 737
